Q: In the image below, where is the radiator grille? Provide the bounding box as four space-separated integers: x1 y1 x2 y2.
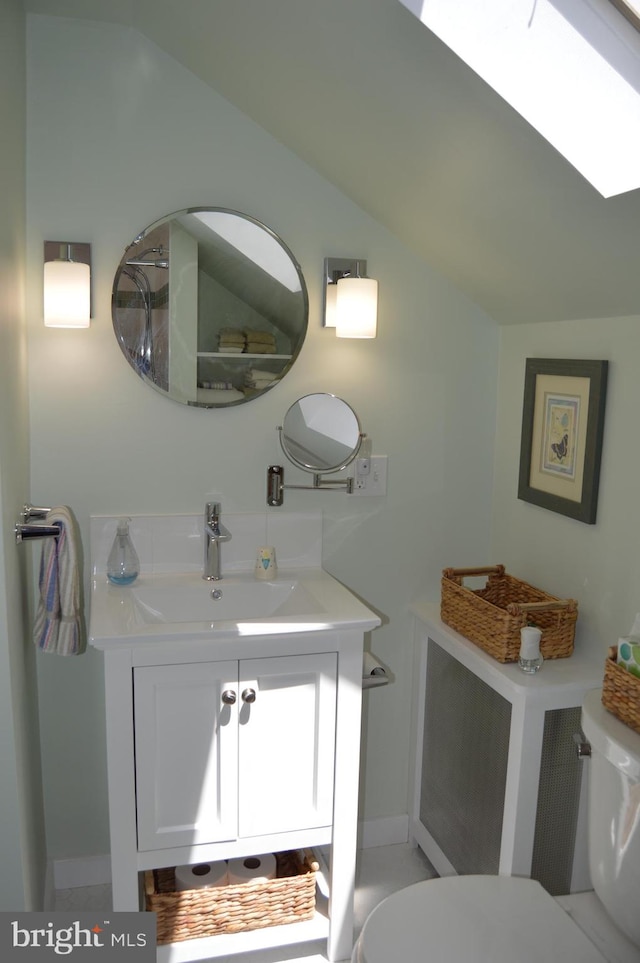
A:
531 706 583 895
420 639 511 874
419 640 584 893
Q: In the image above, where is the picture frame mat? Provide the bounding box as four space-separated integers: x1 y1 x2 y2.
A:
529 373 590 503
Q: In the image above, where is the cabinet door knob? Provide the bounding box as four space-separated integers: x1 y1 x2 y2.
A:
241 687 257 704
221 689 237 705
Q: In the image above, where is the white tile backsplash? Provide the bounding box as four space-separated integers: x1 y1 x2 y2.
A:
90 511 322 575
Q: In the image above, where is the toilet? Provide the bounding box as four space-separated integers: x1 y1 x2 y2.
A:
353 689 640 963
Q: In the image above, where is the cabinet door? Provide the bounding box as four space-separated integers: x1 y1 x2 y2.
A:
134 661 238 851
238 652 337 838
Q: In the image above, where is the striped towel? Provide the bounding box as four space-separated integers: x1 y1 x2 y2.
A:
33 506 85 656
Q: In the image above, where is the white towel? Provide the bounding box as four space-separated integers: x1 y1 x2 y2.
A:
244 367 276 388
33 506 85 656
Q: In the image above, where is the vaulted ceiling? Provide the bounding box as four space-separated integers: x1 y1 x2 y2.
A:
24 0 640 324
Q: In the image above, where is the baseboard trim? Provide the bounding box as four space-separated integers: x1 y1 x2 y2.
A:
359 814 409 849
52 817 410 889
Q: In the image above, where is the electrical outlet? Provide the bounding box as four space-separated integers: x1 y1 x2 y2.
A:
350 455 388 496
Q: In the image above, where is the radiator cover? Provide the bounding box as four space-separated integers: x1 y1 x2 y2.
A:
413 630 592 896
421 639 511 875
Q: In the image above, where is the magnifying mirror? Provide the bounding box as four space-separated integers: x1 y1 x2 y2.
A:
280 393 362 472
267 394 364 506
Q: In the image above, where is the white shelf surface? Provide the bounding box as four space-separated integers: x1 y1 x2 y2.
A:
410 600 604 710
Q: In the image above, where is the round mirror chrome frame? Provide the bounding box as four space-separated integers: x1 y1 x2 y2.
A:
111 207 309 408
278 393 364 473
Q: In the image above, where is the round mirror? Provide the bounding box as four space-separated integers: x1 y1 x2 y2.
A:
111 208 308 407
279 393 363 472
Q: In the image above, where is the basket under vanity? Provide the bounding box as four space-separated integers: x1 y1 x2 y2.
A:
410 601 604 895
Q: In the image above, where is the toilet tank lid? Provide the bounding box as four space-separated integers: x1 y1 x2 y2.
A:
582 688 640 779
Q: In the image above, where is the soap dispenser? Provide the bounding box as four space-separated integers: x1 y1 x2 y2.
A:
107 518 140 585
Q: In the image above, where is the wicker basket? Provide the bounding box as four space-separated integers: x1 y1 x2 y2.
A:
602 649 640 734
441 565 577 663
145 850 318 945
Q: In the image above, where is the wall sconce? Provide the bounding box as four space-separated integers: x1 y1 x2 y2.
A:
323 257 378 339
43 241 91 328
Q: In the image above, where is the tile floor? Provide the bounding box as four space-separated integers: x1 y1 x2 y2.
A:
54 843 437 962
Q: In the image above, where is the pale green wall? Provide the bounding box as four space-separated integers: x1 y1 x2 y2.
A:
0 0 47 910
26 14 498 859
492 318 640 660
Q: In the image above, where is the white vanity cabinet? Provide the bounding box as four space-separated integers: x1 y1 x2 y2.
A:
134 653 337 851
89 511 382 960
95 626 371 963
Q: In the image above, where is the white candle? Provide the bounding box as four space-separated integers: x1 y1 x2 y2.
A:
520 626 542 660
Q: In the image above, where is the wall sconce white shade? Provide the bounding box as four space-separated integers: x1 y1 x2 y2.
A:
43 241 91 328
335 276 378 339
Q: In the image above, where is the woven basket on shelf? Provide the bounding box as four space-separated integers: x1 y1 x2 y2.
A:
145 850 318 945
602 649 640 734
441 565 577 664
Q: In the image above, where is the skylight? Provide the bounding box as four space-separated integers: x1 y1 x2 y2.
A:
399 0 640 197
192 211 301 292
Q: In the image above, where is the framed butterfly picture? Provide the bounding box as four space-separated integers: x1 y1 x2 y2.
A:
518 358 608 524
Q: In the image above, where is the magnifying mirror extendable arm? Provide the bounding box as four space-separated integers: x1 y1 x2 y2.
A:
267 464 355 506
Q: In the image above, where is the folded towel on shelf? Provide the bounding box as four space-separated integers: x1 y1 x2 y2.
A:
244 367 277 389
245 342 277 354
244 330 276 345
33 507 85 656
218 329 246 352
244 365 276 380
198 381 236 390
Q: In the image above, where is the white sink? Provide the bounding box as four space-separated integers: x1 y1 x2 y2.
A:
89 569 380 646
131 577 320 624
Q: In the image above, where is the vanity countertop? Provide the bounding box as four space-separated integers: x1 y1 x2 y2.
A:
89 567 381 649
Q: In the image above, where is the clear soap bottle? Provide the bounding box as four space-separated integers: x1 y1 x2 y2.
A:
107 517 140 585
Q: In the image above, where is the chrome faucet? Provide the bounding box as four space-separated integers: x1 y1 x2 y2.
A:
203 502 231 580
